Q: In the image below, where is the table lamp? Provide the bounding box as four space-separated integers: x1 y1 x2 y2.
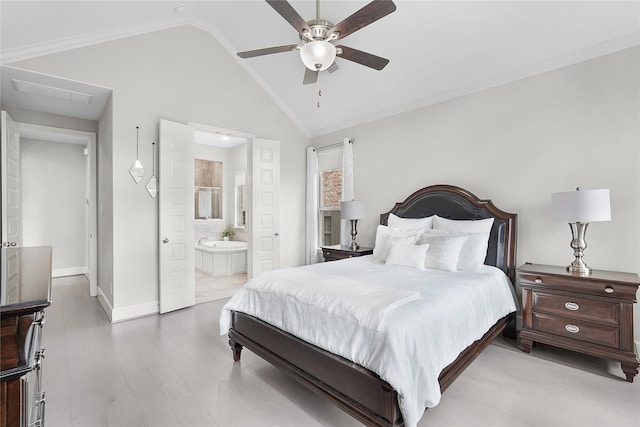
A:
551 187 611 274
340 200 367 250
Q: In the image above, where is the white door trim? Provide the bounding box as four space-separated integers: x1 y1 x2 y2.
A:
16 122 98 297
187 122 256 141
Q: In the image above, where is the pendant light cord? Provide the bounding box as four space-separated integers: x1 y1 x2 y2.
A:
136 126 140 159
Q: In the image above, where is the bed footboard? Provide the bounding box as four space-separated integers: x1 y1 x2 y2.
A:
229 311 403 427
228 311 514 427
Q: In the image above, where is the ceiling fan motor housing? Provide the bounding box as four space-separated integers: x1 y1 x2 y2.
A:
302 19 336 41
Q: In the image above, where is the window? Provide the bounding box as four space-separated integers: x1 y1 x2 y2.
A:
317 148 343 246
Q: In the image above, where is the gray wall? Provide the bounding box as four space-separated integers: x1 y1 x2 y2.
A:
21 138 86 274
312 46 640 340
11 25 309 318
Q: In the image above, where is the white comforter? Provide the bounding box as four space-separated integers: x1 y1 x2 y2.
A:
220 256 517 427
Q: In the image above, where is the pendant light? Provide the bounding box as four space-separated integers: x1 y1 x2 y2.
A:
129 126 145 183
146 142 158 198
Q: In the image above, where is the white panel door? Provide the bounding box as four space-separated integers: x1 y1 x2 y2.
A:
159 119 195 314
1 111 21 248
251 139 280 276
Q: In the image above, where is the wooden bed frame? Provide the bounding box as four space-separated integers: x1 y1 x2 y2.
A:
228 184 517 427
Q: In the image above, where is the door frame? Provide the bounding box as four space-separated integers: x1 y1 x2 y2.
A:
187 122 257 277
16 122 98 297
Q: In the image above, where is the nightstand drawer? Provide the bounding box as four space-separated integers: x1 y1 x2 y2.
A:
532 291 619 326
321 246 373 262
519 273 637 300
322 250 351 261
532 312 619 348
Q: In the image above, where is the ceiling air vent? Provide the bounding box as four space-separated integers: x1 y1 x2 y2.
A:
11 78 92 104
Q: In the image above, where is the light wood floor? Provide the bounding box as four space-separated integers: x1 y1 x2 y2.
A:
44 275 639 427
195 270 246 304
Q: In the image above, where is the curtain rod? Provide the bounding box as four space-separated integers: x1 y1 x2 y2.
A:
314 138 354 152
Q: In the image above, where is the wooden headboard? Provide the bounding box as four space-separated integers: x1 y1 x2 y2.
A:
380 184 517 282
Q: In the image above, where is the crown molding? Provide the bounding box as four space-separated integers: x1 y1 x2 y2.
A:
1 17 313 138
3 14 635 141
310 32 640 138
1 20 188 65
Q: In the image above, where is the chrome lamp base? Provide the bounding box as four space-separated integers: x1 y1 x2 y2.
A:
567 222 591 275
348 219 360 250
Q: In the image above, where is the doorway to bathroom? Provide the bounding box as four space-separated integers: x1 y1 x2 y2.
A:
192 128 248 303
159 119 280 313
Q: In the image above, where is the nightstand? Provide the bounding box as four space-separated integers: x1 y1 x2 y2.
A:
517 263 639 382
321 245 373 262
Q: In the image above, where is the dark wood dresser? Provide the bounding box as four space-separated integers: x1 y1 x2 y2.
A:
1 246 52 427
321 245 373 262
517 263 639 382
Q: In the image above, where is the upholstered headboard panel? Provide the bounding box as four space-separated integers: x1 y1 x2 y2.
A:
380 185 517 282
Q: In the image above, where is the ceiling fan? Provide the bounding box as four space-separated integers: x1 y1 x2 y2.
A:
237 0 397 85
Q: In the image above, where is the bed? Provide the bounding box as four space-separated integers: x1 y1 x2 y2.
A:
221 184 517 427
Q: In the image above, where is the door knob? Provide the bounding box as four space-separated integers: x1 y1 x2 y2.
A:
162 238 169 244
274 232 280 237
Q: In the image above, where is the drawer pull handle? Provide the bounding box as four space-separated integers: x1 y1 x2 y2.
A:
565 324 580 334
604 287 614 294
534 278 542 283
564 302 580 311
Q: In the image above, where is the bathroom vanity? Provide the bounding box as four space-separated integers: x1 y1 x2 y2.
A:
1 246 52 427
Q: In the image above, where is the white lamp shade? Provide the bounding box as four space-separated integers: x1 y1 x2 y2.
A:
551 189 611 222
300 41 336 71
340 200 367 220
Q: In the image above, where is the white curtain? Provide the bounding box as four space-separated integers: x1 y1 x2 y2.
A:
341 138 354 246
305 147 319 264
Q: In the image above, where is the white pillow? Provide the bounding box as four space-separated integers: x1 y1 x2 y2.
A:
420 229 489 272
388 213 433 231
373 225 419 262
385 242 430 269
433 215 494 233
418 232 467 272
432 216 494 272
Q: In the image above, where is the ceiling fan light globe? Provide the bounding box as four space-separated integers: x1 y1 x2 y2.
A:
300 41 336 71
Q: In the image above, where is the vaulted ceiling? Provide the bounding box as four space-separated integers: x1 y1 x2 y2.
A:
1 1 639 137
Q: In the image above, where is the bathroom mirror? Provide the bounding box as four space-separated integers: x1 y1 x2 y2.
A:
195 159 223 220
234 170 246 228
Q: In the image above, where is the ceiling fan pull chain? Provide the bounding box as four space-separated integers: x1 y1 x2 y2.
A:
317 89 322 108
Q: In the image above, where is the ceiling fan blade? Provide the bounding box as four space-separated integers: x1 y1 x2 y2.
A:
266 0 310 34
336 45 389 70
303 68 318 85
237 44 299 58
327 62 339 73
329 0 396 40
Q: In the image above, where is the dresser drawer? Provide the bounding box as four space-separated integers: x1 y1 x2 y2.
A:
519 273 637 300
532 312 619 348
532 291 619 326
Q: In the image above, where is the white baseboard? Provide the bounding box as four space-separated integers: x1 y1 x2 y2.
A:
97 286 113 323
52 266 87 278
96 285 158 323
111 300 159 323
